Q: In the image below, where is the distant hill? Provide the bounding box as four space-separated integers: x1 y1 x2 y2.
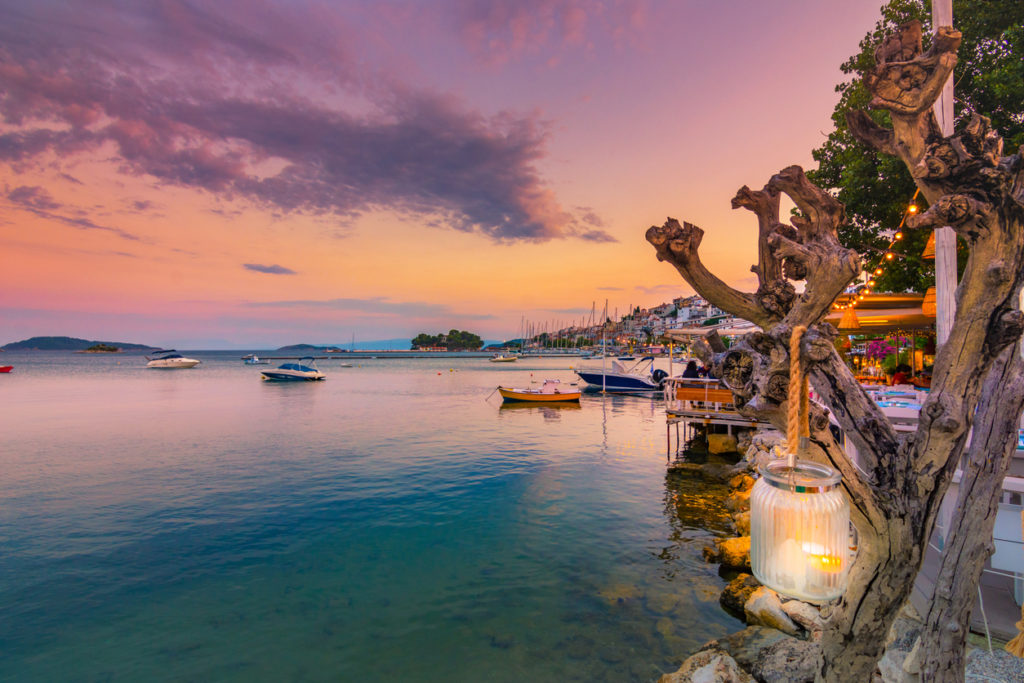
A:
276 343 323 352
277 339 503 352
3 336 156 351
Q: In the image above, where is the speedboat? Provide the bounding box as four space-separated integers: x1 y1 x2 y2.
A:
0 365 11 373
574 356 668 392
497 379 580 403
146 350 201 369
489 354 518 363
261 357 325 381
242 354 270 365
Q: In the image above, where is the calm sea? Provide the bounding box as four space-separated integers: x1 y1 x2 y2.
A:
0 351 740 681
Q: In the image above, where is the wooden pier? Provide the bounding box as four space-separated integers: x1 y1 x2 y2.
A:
662 377 769 459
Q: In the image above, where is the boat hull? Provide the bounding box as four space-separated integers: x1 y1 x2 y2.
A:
260 370 325 381
573 370 658 392
0 365 12 373
146 359 201 368
498 387 580 402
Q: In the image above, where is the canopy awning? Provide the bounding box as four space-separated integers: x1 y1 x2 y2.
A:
825 292 936 333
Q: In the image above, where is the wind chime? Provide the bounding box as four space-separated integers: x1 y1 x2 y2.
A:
749 326 853 603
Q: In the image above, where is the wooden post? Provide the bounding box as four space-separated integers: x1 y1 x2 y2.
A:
933 0 957 345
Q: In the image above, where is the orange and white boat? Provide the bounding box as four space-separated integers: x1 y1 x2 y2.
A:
497 379 580 403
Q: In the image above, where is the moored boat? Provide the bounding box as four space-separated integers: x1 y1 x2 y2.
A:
146 350 201 369
489 353 518 363
574 356 668 392
242 354 270 365
497 379 580 402
261 357 325 381
0 365 12 373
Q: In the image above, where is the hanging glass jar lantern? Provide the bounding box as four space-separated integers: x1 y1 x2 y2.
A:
751 325 852 603
750 457 851 603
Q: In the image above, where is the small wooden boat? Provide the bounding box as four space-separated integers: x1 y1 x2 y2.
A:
0 365 12 373
497 379 580 403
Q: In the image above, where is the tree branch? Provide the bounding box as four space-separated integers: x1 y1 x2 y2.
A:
646 218 773 327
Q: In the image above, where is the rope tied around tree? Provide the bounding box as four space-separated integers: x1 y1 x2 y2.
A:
787 325 810 468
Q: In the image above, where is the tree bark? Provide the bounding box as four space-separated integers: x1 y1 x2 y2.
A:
646 19 1024 683
913 348 1024 681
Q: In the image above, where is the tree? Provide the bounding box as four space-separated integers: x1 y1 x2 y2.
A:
411 330 482 350
808 0 1023 293
646 20 1024 681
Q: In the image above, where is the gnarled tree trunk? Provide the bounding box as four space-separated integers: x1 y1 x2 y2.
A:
646 20 1024 682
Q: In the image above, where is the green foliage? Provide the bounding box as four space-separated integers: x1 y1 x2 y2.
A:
882 350 912 374
410 329 483 350
807 0 1023 292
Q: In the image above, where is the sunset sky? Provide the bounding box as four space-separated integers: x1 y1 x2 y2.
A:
1 0 886 348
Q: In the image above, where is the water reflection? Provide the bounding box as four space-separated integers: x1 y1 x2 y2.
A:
498 402 582 421
657 468 734 578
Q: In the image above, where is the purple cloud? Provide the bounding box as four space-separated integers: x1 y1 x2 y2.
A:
5 185 140 241
7 185 60 210
635 284 682 294
0 1 615 243
453 0 649 65
244 263 296 275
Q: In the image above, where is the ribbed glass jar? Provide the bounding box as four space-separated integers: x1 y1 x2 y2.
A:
750 459 851 603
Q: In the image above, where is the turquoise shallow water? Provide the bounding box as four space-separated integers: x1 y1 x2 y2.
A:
0 351 740 681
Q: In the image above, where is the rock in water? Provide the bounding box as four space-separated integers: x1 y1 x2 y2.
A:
744 587 800 637
732 510 751 535
658 648 755 683
700 462 737 483
703 626 789 672
780 599 824 637
720 573 762 616
724 487 752 512
708 434 739 454
703 536 751 570
749 636 820 683
728 473 755 492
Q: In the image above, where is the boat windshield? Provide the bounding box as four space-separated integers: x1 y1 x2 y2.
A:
279 363 315 372
625 357 655 374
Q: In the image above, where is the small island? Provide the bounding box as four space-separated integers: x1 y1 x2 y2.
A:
411 329 483 351
79 343 122 354
3 336 156 351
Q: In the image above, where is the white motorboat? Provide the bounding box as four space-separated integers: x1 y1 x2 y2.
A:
260 357 325 381
489 354 518 363
574 356 668 392
146 350 201 369
242 354 270 365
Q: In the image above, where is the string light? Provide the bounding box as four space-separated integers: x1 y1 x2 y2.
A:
833 188 923 313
